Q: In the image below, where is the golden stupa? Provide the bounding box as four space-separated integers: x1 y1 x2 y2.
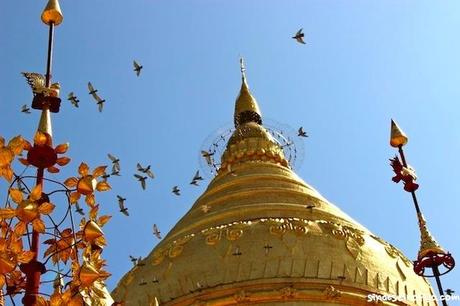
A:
112 70 435 305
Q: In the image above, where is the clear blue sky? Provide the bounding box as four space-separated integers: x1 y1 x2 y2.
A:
1 0 459 298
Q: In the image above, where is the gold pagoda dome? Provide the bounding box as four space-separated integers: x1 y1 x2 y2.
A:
112 70 435 305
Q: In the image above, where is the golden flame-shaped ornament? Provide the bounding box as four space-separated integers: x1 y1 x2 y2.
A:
390 119 408 148
79 262 100 287
41 0 63 26
0 253 16 274
83 220 104 242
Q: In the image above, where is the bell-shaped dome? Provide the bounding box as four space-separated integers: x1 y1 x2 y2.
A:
112 72 435 306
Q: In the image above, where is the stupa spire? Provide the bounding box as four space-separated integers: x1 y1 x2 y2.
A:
234 57 262 127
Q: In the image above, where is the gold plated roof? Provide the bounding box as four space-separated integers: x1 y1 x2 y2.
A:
113 75 435 306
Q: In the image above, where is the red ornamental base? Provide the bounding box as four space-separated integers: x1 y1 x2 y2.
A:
31 94 61 113
413 252 455 277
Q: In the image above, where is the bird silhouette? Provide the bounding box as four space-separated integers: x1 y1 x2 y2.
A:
129 255 144 267
134 174 147 190
117 195 128 216
201 204 210 213
153 224 162 239
75 202 84 216
133 60 143 77
172 186 181 196
67 92 79 108
190 180 199 186
21 104 31 114
298 127 308 137
192 170 203 181
445 289 455 296
137 163 154 178
292 28 306 44
111 167 121 177
88 82 105 112
201 150 215 166
108 153 120 171
102 173 111 181
22 72 60 97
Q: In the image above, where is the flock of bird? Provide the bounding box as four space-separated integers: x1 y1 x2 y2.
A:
19 28 309 267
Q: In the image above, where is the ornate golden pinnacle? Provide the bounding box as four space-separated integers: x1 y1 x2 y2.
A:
390 119 408 148
41 0 63 26
416 213 445 259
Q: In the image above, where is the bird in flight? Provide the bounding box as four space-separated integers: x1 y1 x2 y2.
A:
192 170 203 182
190 180 199 186
88 82 106 112
201 204 210 213
117 195 128 216
129 255 144 267
445 289 455 296
134 174 148 190
75 202 84 216
292 28 306 44
153 224 162 239
133 60 143 77
201 150 215 166
297 127 308 137
107 153 120 171
22 72 60 97
137 163 154 178
21 104 31 114
67 92 79 108
172 186 181 196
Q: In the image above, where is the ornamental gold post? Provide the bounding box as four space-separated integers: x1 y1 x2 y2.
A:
389 119 455 306
21 1 63 305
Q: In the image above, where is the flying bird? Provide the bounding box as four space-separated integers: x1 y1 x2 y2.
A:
192 170 203 182
134 174 148 190
201 150 214 166
88 82 106 112
75 202 84 216
201 204 210 213
117 195 128 216
172 186 181 196
22 72 60 97
190 180 199 186
107 153 120 171
292 28 306 44
129 255 144 267
153 224 162 239
297 127 308 137
445 289 455 296
21 104 31 114
133 60 143 77
67 92 79 108
137 163 154 178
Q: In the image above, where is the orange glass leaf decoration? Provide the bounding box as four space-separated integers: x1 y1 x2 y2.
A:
92 165 107 178
14 222 27 236
0 147 14 167
23 139 32 151
78 162 89 176
17 251 35 264
30 184 43 201
89 205 99 220
38 202 55 215
9 188 23 204
96 181 111 192
55 142 69 154
56 156 71 166
98 215 112 226
69 192 80 204
32 218 46 233
0 208 16 219
34 131 47 145
85 194 95 206
0 136 4 147
64 177 78 188
7 136 24 155
1 166 14 182
47 166 60 173
18 158 30 166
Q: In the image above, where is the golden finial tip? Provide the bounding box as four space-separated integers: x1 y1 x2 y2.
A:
390 119 408 147
41 0 63 26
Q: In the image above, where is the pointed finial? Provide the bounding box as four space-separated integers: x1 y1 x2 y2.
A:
240 57 246 82
390 119 408 148
416 213 445 259
38 109 53 138
41 0 63 26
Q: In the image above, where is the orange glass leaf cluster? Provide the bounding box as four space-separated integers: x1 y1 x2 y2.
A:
0 135 25 182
